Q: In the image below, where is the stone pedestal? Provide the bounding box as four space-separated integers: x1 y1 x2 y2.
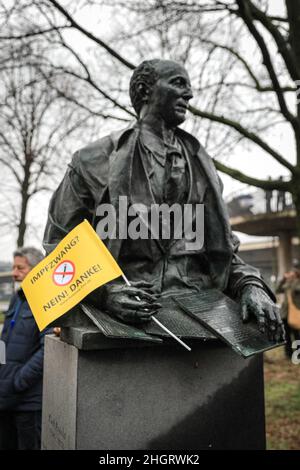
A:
42 335 265 450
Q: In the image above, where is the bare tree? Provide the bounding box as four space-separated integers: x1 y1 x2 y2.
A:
1 0 300 239
0 44 97 246
107 0 300 232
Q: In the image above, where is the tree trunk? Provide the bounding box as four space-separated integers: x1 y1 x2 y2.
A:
17 191 30 248
286 0 300 247
286 0 300 164
17 162 31 248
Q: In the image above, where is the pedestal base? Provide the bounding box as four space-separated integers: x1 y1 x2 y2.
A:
42 335 265 450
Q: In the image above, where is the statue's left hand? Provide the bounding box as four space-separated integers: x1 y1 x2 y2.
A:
240 285 285 343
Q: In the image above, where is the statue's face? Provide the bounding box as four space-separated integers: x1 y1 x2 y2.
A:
146 60 193 128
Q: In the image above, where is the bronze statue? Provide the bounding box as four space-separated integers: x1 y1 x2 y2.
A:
43 59 284 343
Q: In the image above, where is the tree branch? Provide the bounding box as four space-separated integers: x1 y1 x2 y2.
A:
213 159 290 191
55 93 131 122
0 157 22 185
248 0 300 82
47 0 135 70
236 0 299 134
189 104 295 172
0 25 72 40
195 80 296 93
41 65 135 117
193 36 263 91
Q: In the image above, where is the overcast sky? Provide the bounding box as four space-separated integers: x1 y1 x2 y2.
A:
0 0 294 263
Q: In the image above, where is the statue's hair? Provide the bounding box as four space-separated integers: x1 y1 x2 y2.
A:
129 59 160 115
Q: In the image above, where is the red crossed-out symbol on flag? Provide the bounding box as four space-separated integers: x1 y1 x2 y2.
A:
52 260 75 286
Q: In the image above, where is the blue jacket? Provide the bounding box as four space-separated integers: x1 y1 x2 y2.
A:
0 291 52 411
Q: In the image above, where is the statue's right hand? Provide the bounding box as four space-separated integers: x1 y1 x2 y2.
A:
103 280 162 325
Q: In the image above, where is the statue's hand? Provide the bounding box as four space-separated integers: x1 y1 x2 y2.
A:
240 285 285 343
103 280 162 325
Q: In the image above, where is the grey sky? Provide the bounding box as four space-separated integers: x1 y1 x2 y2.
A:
0 0 294 262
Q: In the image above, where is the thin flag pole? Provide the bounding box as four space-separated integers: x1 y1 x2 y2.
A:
122 274 191 352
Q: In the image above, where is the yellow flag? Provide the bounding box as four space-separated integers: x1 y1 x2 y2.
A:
21 219 123 331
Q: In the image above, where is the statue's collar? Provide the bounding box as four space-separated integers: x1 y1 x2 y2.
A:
110 120 201 155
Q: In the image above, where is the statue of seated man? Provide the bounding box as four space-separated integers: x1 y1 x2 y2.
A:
43 59 284 343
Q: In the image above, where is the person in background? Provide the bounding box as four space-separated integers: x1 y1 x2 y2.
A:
265 176 273 213
276 260 300 358
0 247 52 450
276 176 286 212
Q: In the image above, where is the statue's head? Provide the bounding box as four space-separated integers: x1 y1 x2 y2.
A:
129 59 193 128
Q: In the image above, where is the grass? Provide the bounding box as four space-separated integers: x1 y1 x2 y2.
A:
264 347 300 450
0 312 4 324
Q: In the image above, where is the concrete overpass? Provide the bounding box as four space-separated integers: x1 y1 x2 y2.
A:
227 187 298 278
